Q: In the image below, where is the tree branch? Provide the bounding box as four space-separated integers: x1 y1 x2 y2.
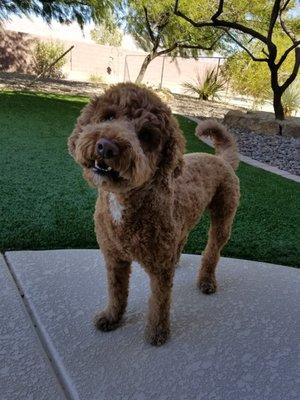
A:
277 40 300 68
280 47 300 92
279 2 297 43
268 0 281 41
152 37 161 53
211 0 224 21
155 34 222 57
262 48 269 57
174 0 272 46
176 43 215 50
177 34 223 50
157 12 170 32
156 43 178 56
143 6 155 43
144 9 171 53
281 0 291 13
223 30 269 62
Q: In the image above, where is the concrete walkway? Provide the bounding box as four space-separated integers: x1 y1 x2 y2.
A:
1 250 299 400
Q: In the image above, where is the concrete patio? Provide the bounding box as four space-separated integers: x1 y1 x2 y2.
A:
1 250 299 400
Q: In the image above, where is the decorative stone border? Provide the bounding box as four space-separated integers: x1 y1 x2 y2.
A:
224 110 300 138
186 116 300 183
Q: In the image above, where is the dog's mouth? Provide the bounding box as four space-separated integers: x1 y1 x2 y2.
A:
92 159 120 181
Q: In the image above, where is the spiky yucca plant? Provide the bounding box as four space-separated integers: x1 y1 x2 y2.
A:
281 83 300 117
182 69 224 101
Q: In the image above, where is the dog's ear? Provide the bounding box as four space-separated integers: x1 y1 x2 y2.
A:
68 126 81 159
159 116 185 178
67 97 100 159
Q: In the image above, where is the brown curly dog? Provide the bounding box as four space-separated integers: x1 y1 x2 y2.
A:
68 82 240 346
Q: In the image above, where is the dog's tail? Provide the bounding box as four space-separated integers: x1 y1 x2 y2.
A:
196 119 239 171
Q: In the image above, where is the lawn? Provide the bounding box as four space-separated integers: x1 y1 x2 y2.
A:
0 90 299 267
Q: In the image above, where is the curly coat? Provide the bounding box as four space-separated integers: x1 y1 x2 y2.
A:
68 83 240 346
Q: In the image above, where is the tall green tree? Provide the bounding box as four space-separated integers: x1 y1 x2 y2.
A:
174 0 300 120
0 0 116 27
91 19 122 47
124 0 223 84
224 30 298 107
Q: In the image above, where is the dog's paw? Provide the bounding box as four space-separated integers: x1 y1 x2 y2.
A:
198 277 217 294
94 311 120 332
144 325 170 346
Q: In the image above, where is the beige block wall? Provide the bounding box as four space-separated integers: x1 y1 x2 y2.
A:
0 29 223 93
124 55 222 93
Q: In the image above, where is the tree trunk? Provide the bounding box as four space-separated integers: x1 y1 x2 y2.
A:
135 53 156 84
269 65 285 121
273 89 285 120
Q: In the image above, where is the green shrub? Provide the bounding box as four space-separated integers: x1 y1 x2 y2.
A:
223 53 272 107
182 69 224 101
282 83 300 117
223 33 297 110
155 87 174 102
89 74 104 84
32 41 66 79
91 22 122 47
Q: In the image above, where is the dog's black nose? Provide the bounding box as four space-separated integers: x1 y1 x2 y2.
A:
96 138 119 159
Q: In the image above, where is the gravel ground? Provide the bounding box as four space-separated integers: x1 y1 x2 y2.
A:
230 128 300 176
1 72 299 176
192 113 299 176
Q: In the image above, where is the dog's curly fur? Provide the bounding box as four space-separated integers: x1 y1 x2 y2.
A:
68 82 240 346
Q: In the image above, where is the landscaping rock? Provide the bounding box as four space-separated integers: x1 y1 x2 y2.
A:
281 119 300 138
221 110 300 175
224 110 278 135
230 127 300 176
224 109 300 138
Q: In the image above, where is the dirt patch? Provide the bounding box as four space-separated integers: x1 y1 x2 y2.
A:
0 72 244 119
0 72 105 97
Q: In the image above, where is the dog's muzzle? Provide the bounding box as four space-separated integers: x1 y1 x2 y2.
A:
93 139 121 180
92 159 121 180
96 138 120 159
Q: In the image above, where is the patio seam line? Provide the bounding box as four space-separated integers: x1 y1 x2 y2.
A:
185 115 300 183
3 253 79 400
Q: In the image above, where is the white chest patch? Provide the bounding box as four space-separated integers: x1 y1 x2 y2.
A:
108 193 125 224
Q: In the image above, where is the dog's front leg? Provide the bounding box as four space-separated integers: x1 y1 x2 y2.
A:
94 257 131 332
145 268 174 346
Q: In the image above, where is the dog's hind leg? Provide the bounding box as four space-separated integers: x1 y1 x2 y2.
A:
198 181 239 294
94 256 131 331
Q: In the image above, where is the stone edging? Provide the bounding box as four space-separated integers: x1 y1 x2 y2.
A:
186 116 300 183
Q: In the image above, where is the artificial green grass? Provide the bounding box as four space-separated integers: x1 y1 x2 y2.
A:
0 90 299 267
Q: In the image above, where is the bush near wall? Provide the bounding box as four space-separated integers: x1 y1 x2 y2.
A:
32 40 66 79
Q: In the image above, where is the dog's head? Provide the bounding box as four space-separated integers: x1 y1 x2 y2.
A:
68 83 185 193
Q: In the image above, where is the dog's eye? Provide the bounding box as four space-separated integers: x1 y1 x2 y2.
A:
138 127 151 142
138 125 161 151
102 111 116 121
